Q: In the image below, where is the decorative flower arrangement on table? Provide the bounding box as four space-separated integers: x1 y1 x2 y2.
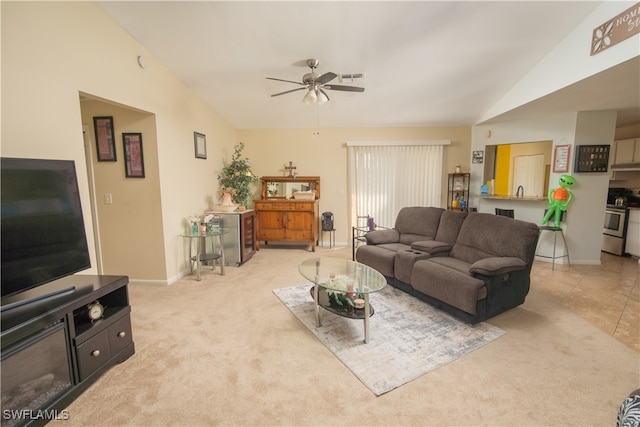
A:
218 187 237 197
318 274 364 309
185 214 215 233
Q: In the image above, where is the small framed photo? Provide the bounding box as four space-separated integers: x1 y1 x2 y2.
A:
123 133 145 178
93 116 116 161
472 150 484 164
194 132 207 159
553 144 571 173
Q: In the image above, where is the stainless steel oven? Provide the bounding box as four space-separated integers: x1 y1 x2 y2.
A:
602 206 628 255
604 207 626 237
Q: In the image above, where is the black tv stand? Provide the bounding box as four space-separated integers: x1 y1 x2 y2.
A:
0 286 76 313
1 275 135 427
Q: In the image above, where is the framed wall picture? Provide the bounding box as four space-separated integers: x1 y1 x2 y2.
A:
194 132 206 159
553 144 571 173
472 150 484 164
574 144 610 173
93 116 116 161
123 133 145 178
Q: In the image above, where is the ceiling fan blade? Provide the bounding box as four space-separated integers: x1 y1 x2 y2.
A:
266 77 304 85
323 84 365 92
270 87 307 97
315 72 337 85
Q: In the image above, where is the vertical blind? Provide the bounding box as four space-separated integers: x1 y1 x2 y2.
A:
347 142 446 229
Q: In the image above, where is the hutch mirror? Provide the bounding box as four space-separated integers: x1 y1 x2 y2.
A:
259 176 320 200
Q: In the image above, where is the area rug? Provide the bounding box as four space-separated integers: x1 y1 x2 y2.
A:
273 283 505 395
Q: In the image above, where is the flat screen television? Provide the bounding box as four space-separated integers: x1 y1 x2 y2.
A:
1 158 91 299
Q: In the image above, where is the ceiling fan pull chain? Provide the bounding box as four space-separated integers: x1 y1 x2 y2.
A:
314 102 320 136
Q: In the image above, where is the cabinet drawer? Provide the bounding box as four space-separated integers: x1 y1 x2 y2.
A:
108 315 133 355
285 229 313 240
255 202 275 210
76 331 110 381
259 229 286 240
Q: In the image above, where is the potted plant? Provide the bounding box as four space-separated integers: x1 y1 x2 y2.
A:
217 142 258 208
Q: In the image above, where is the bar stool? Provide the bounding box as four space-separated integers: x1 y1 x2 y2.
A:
320 228 336 248
495 208 515 218
536 211 570 270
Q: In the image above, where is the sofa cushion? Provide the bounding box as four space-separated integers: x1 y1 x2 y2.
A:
394 207 444 244
394 249 431 283
469 256 526 275
423 256 473 275
434 209 468 244
365 229 400 245
355 245 396 277
411 260 486 315
450 213 540 264
410 240 452 255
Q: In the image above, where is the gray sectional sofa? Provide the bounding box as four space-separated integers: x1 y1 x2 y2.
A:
355 207 540 323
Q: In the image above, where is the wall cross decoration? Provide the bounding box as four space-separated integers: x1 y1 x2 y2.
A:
285 161 297 177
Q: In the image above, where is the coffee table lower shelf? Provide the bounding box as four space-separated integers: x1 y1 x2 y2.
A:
309 286 374 319
309 286 375 343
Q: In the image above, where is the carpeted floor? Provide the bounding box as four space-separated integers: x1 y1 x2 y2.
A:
273 283 505 395
52 246 639 426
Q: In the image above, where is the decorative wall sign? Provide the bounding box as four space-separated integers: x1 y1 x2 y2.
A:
123 133 145 178
472 150 484 164
93 116 116 161
591 2 640 55
574 144 610 173
553 144 571 173
194 132 206 159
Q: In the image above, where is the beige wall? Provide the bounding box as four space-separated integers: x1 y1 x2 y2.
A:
2 2 237 283
238 126 471 242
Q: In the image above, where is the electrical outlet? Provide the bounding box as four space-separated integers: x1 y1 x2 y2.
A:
104 193 113 205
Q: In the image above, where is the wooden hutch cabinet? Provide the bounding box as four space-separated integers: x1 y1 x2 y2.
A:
254 176 320 252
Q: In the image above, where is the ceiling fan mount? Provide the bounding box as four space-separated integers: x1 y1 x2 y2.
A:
266 58 364 104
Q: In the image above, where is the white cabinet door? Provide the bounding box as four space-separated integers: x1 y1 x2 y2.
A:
614 139 639 164
626 210 640 257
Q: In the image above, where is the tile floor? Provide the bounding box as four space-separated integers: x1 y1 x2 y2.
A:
530 252 639 352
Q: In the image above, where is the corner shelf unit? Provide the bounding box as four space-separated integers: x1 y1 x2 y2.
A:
447 173 470 210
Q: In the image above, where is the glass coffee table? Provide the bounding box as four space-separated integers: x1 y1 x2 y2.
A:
298 258 386 343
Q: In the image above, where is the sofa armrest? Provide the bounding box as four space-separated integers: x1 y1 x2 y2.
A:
411 240 452 255
366 229 400 245
469 257 526 275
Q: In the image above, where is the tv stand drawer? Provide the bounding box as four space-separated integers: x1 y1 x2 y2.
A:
76 331 110 381
108 314 133 355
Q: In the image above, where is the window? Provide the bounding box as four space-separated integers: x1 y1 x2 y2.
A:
347 141 448 228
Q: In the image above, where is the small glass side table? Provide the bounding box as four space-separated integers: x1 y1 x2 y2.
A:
181 228 229 281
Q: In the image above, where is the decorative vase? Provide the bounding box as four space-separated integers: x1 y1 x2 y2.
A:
217 191 239 212
191 223 198 234
221 192 233 205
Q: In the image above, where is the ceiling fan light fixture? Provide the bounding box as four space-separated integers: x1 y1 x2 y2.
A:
317 90 329 105
303 89 317 104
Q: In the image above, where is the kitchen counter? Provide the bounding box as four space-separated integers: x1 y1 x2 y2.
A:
481 195 547 201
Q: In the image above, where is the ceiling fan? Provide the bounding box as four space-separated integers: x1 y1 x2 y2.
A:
266 59 364 105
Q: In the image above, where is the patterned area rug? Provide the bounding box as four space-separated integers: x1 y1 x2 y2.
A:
273 283 505 396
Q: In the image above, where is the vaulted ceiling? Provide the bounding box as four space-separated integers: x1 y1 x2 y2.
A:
97 1 639 130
